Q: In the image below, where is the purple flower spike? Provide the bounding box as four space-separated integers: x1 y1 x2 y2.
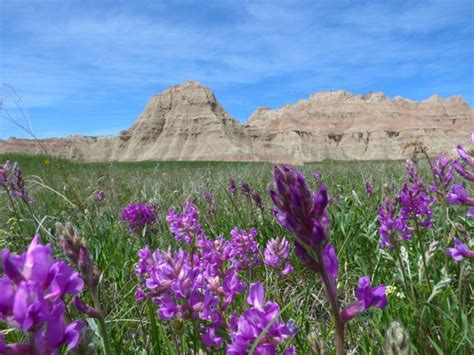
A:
446 238 474 261
453 159 474 182
405 160 423 185
378 199 410 247
120 203 157 235
202 188 215 206
312 170 321 182
228 178 237 195
228 228 260 270
341 276 387 322
0 161 35 204
457 145 474 167
252 190 264 210
270 165 329 251
94 190 105 201
431 155 453 189
365 181 373 196
397 183 434 229
241 182 252 197
450 141 474 217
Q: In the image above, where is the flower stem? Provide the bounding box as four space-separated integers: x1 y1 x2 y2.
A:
90 290 113 355
318 250 345 355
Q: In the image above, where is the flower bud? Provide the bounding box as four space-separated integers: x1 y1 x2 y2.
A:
73 296 101 318
307 331 325 355
384 321 409 355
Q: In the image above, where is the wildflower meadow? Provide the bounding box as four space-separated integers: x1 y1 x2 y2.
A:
0 138 473 354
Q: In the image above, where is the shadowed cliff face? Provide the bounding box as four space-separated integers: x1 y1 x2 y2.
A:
0 81 472 163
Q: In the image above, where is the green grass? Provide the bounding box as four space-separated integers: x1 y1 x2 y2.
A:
0 153 472 354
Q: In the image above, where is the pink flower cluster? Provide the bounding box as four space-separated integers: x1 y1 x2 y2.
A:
135 202 296 352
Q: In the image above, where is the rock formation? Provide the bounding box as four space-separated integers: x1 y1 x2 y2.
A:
0 81 472 164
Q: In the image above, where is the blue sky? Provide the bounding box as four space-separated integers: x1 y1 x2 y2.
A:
1 0 473 138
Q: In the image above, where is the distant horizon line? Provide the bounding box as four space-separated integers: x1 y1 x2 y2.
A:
1 80 472 141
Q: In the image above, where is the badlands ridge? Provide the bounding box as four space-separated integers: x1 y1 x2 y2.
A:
0 81 472 164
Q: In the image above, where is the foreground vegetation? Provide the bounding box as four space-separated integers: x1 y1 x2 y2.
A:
0 153 472 354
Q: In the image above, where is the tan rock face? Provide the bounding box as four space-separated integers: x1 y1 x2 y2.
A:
247 90 473 162
0 82 472 163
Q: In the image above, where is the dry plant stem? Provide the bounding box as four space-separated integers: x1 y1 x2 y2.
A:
317 250 345 355
394 243 415 301
414 221 433 293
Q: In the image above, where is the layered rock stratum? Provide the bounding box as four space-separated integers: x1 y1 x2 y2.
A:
0 81 472 164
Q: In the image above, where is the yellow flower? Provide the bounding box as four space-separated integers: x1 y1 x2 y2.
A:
43 159 51 166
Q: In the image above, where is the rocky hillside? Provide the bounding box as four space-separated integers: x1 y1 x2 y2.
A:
0 81 472 163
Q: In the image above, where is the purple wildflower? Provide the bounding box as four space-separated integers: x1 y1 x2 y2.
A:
263 238 293 275
453 159 474 182
341 276 387 322
10 163 35 204
241 182 252 197
269 165 330 253
431 155 453 190
120 203 157 235
0 160 11 184
378 199 410 247
446 183 474 219
447 184 470 205
405 160 419 183
446 238 474 261
228 178 237 195
270 165 387 353
322 244 338 280
456 145 474 169
252 190 264 210
227 282 295 354
312 170 321 182
397 183 434 229
0 235 86 352
136 206 255 350
94 190 105 202
0 160 35 204
468 208 474 217
228 228 260 270
166 202 205 245
450 141 474 217
365 181 373 196
453 142 474 183
202 188 215 206
269 164 336 283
